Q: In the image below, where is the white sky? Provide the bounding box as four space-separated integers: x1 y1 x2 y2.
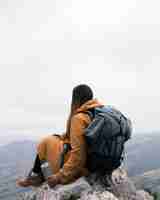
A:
0 0 160 144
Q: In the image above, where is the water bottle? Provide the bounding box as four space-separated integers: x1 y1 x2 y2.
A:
41 160 53 180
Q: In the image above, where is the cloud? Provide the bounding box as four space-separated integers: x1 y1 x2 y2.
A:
0 0 160 144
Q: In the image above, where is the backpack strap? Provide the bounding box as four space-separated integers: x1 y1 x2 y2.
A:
83 108 95 120
60 143 71 168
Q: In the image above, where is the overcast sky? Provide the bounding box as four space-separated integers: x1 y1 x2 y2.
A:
0 0 160 144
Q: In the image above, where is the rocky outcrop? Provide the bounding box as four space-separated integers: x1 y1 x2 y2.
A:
17 168 153 200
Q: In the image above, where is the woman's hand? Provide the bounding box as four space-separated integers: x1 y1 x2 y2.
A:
47 175 60 188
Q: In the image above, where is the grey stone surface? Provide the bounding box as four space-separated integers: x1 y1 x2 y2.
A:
17 177 92 200
79 191 119 200
135 190 154 200
17 168 154 200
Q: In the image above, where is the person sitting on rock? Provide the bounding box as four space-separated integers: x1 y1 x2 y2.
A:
17 84 103 188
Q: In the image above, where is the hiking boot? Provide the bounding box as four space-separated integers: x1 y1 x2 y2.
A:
17 175 44 187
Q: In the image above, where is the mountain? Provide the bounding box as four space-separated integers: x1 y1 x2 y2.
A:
16 168 154 200
0 140 36 200
126 132 160 176
1 131 160 199
132 168 160 194
0 140 36 162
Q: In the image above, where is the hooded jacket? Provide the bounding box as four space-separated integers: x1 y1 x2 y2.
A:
55 99 103 184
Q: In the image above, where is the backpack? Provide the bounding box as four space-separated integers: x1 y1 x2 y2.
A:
85 105 132 174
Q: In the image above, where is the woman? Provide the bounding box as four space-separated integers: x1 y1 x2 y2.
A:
17 84 103 188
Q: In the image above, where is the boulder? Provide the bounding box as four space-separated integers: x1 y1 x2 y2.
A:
135 190 154 200
17 168 153 200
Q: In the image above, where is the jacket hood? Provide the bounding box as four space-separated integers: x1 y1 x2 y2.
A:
76 99 104 113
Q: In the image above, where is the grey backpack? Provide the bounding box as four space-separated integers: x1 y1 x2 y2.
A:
85 106 132 174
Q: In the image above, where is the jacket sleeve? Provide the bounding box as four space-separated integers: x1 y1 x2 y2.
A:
55 113 90 184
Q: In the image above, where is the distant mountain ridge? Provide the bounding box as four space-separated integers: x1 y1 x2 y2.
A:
1 132 160 199
0 140 36 163
0 140 36 200
126 132 160 176
132 168 160 194
0 140 36 175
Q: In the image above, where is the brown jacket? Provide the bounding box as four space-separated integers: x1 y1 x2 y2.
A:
55 99 103 184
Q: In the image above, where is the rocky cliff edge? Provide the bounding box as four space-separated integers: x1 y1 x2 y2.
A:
17 168 154 200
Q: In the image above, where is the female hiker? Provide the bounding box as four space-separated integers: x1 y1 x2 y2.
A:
17 84 103 188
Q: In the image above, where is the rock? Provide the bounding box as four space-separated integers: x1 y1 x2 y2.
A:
17 177 92 200
105 167 137 199
135 190 154 200
17 167 154 200
54 177 92 200
80 191 119 200
87 167 137 199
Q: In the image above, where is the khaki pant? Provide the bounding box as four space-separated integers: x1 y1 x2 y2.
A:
37 135 70 174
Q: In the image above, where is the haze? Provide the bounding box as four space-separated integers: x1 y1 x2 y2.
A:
0 0 160 145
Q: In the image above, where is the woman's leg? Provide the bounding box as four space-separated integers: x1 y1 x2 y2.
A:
17 135 63 187
37 135 63 174
17 155 44 187
32 154 42 174
27 155 44 180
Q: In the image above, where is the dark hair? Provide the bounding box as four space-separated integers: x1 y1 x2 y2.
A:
71 84 93 107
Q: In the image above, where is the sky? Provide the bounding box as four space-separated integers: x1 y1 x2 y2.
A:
0 0 160 145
